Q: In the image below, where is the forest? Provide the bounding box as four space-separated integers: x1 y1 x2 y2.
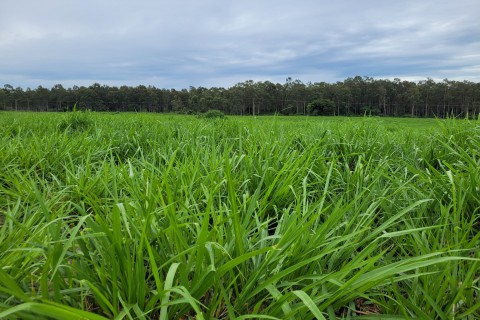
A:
2 76 480 117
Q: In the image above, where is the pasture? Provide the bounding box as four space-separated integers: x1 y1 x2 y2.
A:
0 111 479 319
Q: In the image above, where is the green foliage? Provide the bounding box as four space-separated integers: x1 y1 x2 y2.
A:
360 105 380 116
4 76 480 118
307 98 336 115
58 105 94 132
2 121 20 137
200 109 225 119
0 113 479 319
280 104 296 115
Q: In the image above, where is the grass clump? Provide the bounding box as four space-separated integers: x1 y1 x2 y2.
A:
200 109 225 119
58 106 94 132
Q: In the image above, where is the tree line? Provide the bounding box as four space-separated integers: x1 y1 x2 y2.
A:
1 76 480 117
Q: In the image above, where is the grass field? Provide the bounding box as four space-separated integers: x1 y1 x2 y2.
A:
0 111 479 319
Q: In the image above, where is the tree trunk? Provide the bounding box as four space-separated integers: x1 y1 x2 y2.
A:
383 96 386 116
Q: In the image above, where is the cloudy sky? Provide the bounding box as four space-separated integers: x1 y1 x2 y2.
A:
1 0 479 89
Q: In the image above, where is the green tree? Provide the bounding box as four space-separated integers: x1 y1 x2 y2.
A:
34 86 51 111
307 98 336 115
51 84 67 111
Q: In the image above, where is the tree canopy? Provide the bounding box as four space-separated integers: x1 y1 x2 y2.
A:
1 76 480 118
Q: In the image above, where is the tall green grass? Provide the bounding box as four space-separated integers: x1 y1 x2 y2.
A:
0 112 479 319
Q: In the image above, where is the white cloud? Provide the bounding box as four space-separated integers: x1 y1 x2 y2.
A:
1 0 479 88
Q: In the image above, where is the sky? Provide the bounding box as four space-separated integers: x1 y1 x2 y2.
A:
1 0 479 89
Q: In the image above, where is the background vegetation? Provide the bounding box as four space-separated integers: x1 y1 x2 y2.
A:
0 112 479 319
2 76 480 117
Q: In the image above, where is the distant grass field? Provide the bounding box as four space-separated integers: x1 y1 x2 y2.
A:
0 111 479 319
